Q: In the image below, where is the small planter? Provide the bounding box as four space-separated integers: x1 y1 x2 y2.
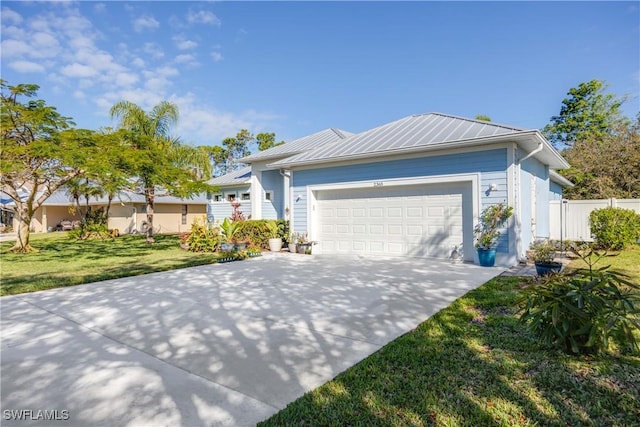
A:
288 243 297 253
477 248 496 267
535 261 562 276
220 242 234 251
234 241 247 251
268 238 283 252
297 243 312 254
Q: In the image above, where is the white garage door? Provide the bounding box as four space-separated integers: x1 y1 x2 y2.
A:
316 183 472 260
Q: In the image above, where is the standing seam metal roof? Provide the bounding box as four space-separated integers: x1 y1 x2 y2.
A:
207 166 252 186
268 113 528 168
238 128 353 163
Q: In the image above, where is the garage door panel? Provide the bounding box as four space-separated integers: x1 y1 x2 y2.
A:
336 224 349 233
369 224 384 234
317 183 470 260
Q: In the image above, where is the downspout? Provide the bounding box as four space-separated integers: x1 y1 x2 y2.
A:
518 140 543 164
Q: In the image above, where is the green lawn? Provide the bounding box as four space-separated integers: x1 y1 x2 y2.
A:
260 249 640 427
567 244 640 280
1 232 220 296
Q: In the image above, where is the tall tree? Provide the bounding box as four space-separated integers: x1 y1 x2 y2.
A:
543 79 627 149
1 81 97 252
256 132 285 151
474 114 492 122
110 100 212 243
561 120 640 199
221 129 254 173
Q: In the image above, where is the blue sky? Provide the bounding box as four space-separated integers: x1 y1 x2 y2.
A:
1 1 638 147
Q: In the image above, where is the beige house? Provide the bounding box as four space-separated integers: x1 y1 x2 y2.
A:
7 191 207 234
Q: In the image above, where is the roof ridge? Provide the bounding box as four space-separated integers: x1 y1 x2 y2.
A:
411 112 528 132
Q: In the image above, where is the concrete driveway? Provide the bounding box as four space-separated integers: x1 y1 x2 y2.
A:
1 253 502 426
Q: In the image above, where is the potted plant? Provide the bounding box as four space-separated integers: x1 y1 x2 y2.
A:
474 202 513 267
530 240 562 276
288 232 300 253
219 218 239 251
296 233 314 254
266 221 282 252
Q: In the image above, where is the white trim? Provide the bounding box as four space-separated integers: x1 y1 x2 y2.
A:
306 173 480 260
507 144 520 261
264 190 274 202
289 171 294 227
250 171 262 219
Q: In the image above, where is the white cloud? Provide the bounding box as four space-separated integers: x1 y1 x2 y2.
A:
61 63 99 78
133 15 159 32
155 66 179 77
175 54 198 66
1 7 23 24
176 39 198 50
211 51 223 62
143 42 164 59
74 90 86 100
30 31 61 58
186 10 220 26
0 39 30 57
93 3 106 13
9 60 45 73
114 72 139 87
132 57 145 68
172 92 284 144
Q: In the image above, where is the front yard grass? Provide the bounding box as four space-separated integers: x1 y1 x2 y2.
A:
1 233 220 296
260 252 640 426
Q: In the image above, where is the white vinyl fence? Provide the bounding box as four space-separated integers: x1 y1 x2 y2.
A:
550 199 640 242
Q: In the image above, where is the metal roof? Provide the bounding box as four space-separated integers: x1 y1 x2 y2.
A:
207 166 252 186
269 113 531 168
239 128 353 163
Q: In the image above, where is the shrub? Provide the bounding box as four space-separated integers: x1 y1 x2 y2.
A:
185 218 221 252
236 220 272 248
69 207 111 240
589 207 640 250
276 219 290 244
518 244 640 355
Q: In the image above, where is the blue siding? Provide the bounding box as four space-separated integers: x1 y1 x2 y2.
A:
549 181 563 201
261 170 284 219
520 157 550 252
207 185 250 221
292 149 509 249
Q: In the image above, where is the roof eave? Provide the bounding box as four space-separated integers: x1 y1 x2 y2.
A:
550 170 575 187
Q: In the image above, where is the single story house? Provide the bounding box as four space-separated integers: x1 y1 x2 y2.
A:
209 112 571 266
4 190 207 235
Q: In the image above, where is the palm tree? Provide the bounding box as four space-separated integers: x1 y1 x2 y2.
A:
110 101 211 243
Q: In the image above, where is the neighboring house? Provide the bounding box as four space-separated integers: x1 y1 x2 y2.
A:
7 190 207 234
210 113 571 266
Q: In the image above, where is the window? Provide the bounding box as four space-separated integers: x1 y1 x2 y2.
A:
227 194 236 202
241 193 251 201
265 190 273 201
181 204 187 225
212 194 222 202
